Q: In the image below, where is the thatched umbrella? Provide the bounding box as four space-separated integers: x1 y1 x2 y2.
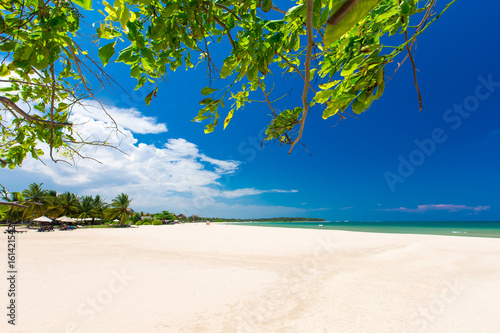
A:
57 216 76 223
34 216 53 223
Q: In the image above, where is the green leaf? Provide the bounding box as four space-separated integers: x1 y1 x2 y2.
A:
120 6 130 29
71 0 92 10
324 0 383 48
352 94 374 114
247 63 258 82
319 80 340 90
374 69 385 100
141 48 156 71
223 109 234 129
220 56 239 79
322 105 339 119
201 87 218 96
0 42 16 52
262 0 272 12
0 64 9 77
199 97 214 105
314 90 334 104
98 42 116 66
204 124 215 134
341 54 365 77
145 87 158 106
285 4 306 20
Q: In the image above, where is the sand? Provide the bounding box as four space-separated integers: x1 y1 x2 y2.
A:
1 223 500 333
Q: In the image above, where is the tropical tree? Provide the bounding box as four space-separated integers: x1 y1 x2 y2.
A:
155 210 177 221
106 193 133 225
0 0 456 168
46 191 80 218
22 182 49 226
78 194 107 226
0 187 26 222
77 195 94 224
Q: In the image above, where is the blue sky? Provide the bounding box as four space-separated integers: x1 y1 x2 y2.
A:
2 1 499 221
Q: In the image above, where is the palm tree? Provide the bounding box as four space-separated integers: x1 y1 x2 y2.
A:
106 193 133 225
77 195 107 226
22 183 49 226
78 195 94 225
46 192 79 218
90 195 107 226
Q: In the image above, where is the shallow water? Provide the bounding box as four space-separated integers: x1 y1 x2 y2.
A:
226 221 500 238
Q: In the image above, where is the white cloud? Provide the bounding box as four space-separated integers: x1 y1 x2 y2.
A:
381 204 490 213
71 101 167 134
12 103 300 214
214 188 298 199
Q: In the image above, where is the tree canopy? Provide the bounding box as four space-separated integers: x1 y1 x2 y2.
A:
0 0 455 169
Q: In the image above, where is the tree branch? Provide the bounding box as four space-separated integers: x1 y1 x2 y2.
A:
0 96 72 126
211 15 236 49
259 80 277 117
289 0 314 154
277 52 317 94
399 0 424 110
271 6 287 14
210 2 240 21
0 79 71 92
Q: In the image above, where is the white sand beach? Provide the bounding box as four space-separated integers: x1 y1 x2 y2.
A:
1 224 500 333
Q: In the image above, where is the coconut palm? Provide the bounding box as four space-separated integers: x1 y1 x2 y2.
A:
22 183 49 226
106 193 133 225
90 195 107 226
78 195 94 224
78 195 107 226
46 192 80 218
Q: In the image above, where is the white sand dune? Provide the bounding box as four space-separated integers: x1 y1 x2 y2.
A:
1 224 500 333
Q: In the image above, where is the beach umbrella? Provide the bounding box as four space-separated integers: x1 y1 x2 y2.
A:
57 216 76 223
34 216 53 223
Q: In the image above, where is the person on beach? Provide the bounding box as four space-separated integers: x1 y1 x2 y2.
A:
206 221 210 227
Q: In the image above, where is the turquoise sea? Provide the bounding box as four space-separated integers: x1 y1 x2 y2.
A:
227 221 500 238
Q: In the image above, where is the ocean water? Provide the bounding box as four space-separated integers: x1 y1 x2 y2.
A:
226 221 500 238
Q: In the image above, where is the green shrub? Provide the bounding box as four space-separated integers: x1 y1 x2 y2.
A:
152 219 162 225
135 221 143 226
142 218 152 223
105 222 110 225
142 222 151 225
